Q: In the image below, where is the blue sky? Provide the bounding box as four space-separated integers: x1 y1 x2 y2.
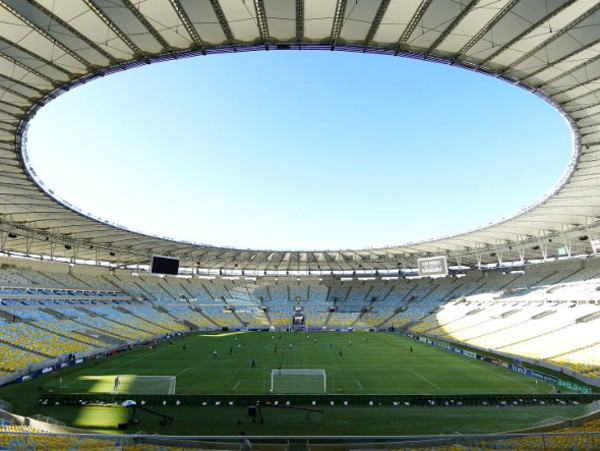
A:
26 50 572 251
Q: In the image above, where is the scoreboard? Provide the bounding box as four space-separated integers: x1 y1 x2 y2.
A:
417 256 448 277
150 255 179 275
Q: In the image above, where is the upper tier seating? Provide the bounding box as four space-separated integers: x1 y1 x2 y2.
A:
0 258 599 377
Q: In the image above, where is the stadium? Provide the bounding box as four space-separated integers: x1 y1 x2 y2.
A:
1 0 600 449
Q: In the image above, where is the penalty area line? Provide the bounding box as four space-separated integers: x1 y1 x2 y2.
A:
61 379 86 389
409 368 441 390
233 380 242 390
356 380 364 390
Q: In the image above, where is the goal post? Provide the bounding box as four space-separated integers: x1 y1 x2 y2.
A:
114 375 176 395
270 369 326 394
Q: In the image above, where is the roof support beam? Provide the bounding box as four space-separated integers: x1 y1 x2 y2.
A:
363 0 391 51
22 0 116 63
563 84 600 106
426 0 479 54
0 103 25 117
458 0 519 55
169 0 206 54
551 72 600 97
562 236 572 257
502 2 600 73
0 72 43 96
394 0 434 55
0 52 55 86
296 0 304 45
0 1 94 69
0 36 72 78
454 255 462 268
209 0 237 52
480 0 577 65
330 0 348 51
0 84 33 102
83 0 146 58
518 248 525 265
121 0 172 52
528 36 600 83
254 0 270 50
539 48 600 88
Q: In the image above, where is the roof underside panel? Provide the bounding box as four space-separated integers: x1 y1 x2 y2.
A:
303 0 337 42
372 0 421 46
436 0 514 55
219 0 260 44
0 5 86 74
132 0 194 50
338 0 380 44
0 90 29 107
466 0 571 64
0 55 52 90
511 9 600 76
176 0 228 47
0 39 70 81
34 0 136 60
263 0 296 43
405 0 469 49
528 44 600 87
91 0 165 53
0 110 18 122
3 0 110 67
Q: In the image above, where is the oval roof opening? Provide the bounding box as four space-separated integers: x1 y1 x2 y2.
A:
26 51 571 251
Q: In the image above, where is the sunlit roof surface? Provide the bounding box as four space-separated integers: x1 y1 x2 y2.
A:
0 0 599 272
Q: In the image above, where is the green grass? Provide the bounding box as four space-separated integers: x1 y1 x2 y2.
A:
30 403 587 436
0 331 590 435
42 331 554 395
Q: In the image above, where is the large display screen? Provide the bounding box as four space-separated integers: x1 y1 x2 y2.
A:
150 255 179 275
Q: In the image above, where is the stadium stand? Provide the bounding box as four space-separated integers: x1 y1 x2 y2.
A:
0 257 597 383
0 414 600 450
3 0 600 447
4 260 600 445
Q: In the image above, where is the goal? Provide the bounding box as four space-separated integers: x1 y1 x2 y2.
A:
270 369 326 394
115 375 176 395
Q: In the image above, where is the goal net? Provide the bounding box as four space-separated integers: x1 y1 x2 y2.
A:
270 369 326 394
114 375 176 395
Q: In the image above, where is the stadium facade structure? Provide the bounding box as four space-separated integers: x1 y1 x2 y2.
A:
0 0 599 274
0 252 599 386
1 253 600 445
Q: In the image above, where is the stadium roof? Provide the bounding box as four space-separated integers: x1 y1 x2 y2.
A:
1 0 600 273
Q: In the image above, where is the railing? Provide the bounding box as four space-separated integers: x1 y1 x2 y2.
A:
1 431 600 450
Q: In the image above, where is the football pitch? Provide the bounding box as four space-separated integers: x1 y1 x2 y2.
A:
2 331 592 435
50 331 548 395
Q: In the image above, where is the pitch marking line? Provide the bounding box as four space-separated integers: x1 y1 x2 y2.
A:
462 359 533 390
233 380 242 390
176 368 189 377
409 368 441 390
62 379 87 389
356 380 364 390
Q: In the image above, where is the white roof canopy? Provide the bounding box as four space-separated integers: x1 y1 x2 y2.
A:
0 0 599 272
